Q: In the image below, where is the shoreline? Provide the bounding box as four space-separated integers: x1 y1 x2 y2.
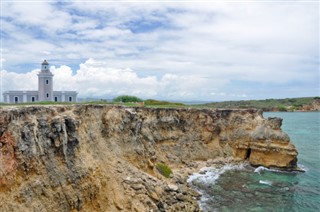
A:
263 110 320 113
178 158 305 211
164 157 246 211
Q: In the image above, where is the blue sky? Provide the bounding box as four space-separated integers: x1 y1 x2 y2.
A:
1 0 319 101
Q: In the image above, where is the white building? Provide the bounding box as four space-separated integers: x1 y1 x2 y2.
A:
3 60 78 103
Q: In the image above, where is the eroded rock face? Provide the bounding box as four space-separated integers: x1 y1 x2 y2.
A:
0 105 298 211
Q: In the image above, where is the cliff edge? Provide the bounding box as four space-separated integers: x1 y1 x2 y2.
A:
0 105 298 211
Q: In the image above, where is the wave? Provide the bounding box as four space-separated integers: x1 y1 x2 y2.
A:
254 166 269 174
259 180 273 186
297 164 308 172
187 163 248 211
187 163 248 185
253 166 285 174
254 165 307 174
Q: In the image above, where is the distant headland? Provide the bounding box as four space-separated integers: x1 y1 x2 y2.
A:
200 97 320 112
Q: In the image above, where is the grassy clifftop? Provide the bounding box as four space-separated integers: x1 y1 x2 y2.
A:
201 97 320 111
1 96 319 111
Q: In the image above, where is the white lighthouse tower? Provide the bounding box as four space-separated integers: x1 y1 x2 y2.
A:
38 60 53 101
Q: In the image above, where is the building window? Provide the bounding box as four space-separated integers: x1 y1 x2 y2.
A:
69 96 72 102
31 96 35 102
14 96 19 104
54 97 58 102
46 93 49 98
46 80 49 84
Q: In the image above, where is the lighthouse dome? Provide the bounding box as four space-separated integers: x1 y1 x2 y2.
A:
42 60 49 65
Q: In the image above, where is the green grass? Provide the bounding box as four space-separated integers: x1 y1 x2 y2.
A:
0 101 74 106
156 163 173 178
1 96 317 111
144 99 185 108
144 99 184 106
200 97 318 111
0 101 114 107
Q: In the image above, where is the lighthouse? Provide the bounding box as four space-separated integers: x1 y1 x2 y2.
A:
38 60 54 101
3 60 78 103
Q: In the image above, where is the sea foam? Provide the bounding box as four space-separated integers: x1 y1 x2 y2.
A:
188 163 247 185
259 180 273 186
254 166 269 174
188 163 248 211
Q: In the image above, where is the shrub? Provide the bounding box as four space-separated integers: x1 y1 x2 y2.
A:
293 103 303 108
113 95 143 103
144 99 184 106
278 105 287 112
156 163 173 178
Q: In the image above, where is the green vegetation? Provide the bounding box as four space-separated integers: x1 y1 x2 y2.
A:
113 95 143 103
0 100 115 107
277 106 287 112
156 163 173 178
144 99 184 107
1 96 317 111
201 97 317 111
0 101 76 106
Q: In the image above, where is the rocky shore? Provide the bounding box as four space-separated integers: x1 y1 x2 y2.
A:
0 105 298 211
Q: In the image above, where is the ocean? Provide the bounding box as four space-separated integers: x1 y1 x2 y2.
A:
188 112 320 212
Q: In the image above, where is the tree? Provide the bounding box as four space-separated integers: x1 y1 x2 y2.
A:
113 95 143 103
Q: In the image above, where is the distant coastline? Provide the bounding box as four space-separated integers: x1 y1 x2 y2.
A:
1 96 319 112
200 97 320 112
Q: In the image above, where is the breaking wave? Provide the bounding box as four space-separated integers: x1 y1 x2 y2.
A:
259 180 273 186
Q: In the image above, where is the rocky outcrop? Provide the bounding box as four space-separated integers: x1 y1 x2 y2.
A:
0 105 298 211
302 99 320 111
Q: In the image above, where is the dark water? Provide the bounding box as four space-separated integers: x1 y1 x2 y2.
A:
188 112 320 212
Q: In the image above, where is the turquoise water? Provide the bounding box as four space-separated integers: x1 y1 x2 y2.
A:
189 112 320 212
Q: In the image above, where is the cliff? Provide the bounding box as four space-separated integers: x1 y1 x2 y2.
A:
0 105 298 211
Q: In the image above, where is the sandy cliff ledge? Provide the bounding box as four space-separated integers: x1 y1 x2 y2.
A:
0 105 298 211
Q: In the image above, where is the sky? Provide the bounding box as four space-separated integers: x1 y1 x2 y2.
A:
1 0 319 102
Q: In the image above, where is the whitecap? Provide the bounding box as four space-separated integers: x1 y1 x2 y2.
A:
188 163 248 185
254 165 304 174
259 180 273 186
297 164 308 172
187 167 217 184
254 166 269 174
188 163 247 212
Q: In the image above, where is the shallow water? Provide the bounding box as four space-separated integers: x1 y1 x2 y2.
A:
189 112 320 212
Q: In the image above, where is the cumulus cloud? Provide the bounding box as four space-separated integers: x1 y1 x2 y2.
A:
2 70 38 91
1 1 319 100
2 58 249 101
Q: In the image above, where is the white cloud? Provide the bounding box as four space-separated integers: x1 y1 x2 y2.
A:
2 70 38 91
1 1 319 100
2 58 248 101
3 1 72 33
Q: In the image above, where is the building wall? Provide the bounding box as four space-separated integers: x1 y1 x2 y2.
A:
53 91 77 102
4 92 77 104
9 94 23 104
26 95 38 102
3 91 77 104
3 91 38 104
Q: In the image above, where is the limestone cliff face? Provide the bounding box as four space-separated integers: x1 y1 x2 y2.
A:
0 105 298 211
